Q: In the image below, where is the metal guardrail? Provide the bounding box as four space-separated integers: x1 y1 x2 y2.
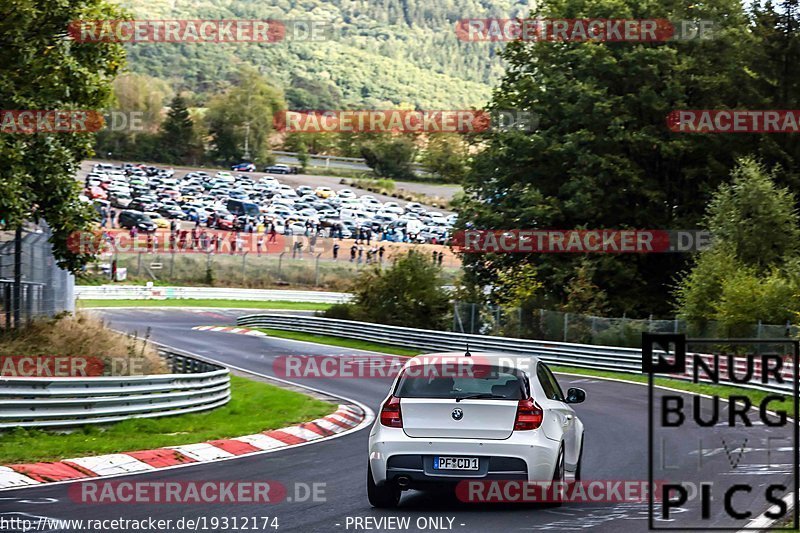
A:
0 345 230 429
75 285 353 304
237 314 795 395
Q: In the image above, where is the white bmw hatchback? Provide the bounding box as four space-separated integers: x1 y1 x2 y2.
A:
367 352 586 507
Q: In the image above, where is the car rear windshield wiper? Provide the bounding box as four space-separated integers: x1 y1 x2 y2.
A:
455 393 512 402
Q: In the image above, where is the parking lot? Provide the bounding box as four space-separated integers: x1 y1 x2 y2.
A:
77 160 460 287
81 161 456 245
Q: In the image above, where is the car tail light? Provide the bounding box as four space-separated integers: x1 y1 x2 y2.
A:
514 398 543 430
379 396 403 428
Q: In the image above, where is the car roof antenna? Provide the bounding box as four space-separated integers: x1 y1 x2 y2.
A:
465 344 471 357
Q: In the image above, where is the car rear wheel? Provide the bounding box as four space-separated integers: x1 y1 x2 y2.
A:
367 463 400 508
550 445 566 507
574 435 584 482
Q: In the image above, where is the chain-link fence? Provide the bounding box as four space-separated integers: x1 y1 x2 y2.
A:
79 234 459 290
0 223 75 328
452 302 798 347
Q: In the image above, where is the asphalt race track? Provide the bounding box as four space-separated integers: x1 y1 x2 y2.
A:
0 309 794 532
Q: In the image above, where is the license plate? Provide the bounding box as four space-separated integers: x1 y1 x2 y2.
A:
433 456 479 470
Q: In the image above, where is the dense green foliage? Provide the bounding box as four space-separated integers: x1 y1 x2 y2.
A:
457 0 800 317
158 95 201 164
324 251 450 329
117 0 516 109
361 136 418 180
205 68 285 164
675 159 800 333
0 0 126 271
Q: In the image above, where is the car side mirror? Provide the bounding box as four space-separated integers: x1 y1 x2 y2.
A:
566 388 586 404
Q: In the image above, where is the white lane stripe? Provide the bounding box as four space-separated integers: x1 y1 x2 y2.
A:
233 434 289 451
0 467 40 489
280 426 323 441
168 443 235 461
66 454 155 476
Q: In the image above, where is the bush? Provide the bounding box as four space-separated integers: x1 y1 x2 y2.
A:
321 303 354 320
328 251 450 330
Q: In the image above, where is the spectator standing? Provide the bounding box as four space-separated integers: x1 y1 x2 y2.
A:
333 242 340 260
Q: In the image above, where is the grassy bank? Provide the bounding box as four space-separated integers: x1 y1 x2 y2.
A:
0 313 166 375
77 299 332 311
255 328 419 356
0 375 335 464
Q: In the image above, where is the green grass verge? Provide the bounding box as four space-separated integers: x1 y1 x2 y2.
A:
76 299 332 311
259 329 796 418
0 375 334 464
255 328 419 356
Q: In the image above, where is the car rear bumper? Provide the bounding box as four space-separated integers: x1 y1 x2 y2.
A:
368 426 558 486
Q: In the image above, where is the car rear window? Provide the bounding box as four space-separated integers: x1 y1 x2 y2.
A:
394 364 526 400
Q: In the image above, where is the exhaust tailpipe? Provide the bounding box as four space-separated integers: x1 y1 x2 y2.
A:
396 476 411 488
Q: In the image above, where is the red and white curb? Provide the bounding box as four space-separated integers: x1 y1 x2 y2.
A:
0 404 363 489
191 325 267 337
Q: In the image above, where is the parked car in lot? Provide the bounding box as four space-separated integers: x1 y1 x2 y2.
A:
144 211 170 229
314 186 335 198
264 163 292 174
109 191 132 208
226 199 261 219
215 171 235 183
158 204 186 220
207 210 236 230
231 162 256 172
118 211 157 232
85 185 107 200
367 352 586 508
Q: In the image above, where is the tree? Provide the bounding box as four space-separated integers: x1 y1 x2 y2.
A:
361 135 417 180
110 73 172 133
0 0 126 271
421 134 470 183
159 95 198 164
704 158 799 271
325 251 451 329
675 159 800 329
205 68 285 164
457 0 760 316
285 75 342 111
749 0 800 190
